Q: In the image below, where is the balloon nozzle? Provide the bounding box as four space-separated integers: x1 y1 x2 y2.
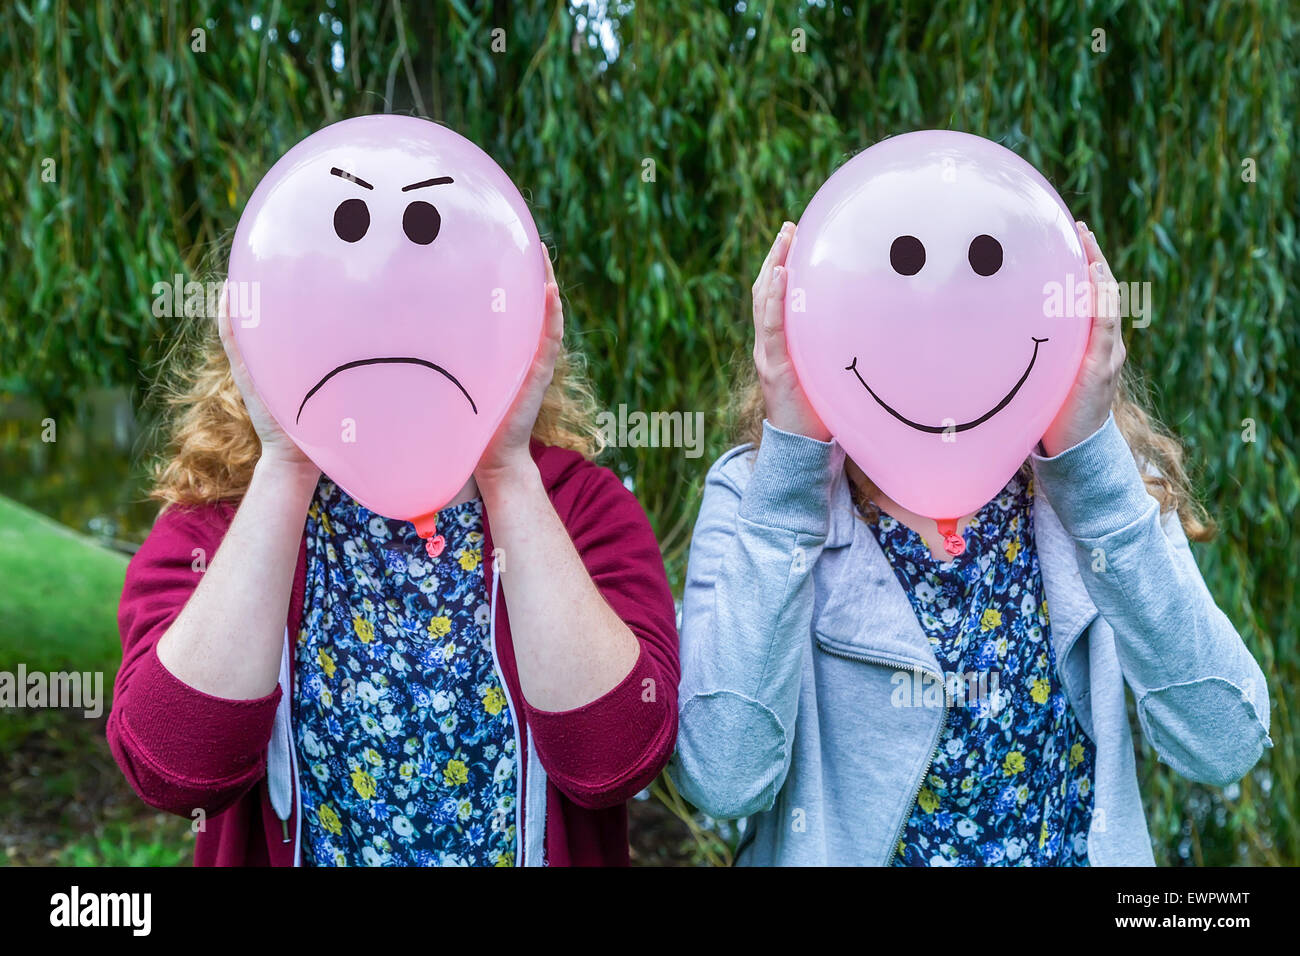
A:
412 512 445 559
935 517 965 557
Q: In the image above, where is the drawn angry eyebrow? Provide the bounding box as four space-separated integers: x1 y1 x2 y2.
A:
402 176 455 191
330 167 374 189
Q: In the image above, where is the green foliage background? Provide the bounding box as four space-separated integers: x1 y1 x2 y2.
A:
3 0 1296 865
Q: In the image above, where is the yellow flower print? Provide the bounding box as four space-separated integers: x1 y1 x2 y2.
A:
980 608 1003 631
1069 742 1086 769
458 548 482 572
351 768 377 800
364 748 382 767
353 616 374 643
320 513 332 535
318 803 342 836
317 648 337 679
428 615 452 639
400 761 415 780
1031 677 1051 704
917 788 939 813
1004 536 1021 562
483 686 507 716
495 852 515 867
444 759 469 787
1039 819 1049 849
1040 599 1050 624
1003 751 1026 775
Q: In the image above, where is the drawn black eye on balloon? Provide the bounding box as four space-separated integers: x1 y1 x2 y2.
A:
328 168 453 245
968 234 1003 276
333 198 370 243
890 235 926 275
402 201 442 245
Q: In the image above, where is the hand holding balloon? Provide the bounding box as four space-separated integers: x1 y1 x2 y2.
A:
218 295 318 477
752 222 830 442
475 246 565 491
1040 222 1126 457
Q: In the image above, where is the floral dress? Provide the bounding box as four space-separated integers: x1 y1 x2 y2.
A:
293 478 517 866
865 471 1095 866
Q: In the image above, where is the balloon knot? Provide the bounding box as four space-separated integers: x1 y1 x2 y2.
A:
422 534 446 559
414 511 445 559
934 517 965 557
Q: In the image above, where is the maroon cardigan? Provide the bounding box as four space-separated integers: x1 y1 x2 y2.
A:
108 441 680 866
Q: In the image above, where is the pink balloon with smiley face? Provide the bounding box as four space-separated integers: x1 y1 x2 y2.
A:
227 115 545 552
784 130 1091 537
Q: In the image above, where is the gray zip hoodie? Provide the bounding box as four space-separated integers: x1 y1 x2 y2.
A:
670 414 1271 865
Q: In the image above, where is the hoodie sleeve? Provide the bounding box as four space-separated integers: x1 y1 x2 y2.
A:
1031 412 1272 786
108 503 282 818
519 465 680 810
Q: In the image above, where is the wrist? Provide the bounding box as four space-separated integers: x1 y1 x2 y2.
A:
766 403 831 442
1041 415 1106 459
252 453 320 499
476 453 542 503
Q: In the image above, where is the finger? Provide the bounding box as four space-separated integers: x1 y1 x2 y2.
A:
771 221 795 269
1074 230 1117 324
755 223 788 286
542 242 557 286
753 221 794 303
761 264 791 365
753 229 780 305
216 282 248 372
542 281 564 347
217 281 233 344
1086 262 1120 358
1080 227 1114 281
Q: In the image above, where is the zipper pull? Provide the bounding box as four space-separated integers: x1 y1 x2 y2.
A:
935 517 965 557
281 818 291 844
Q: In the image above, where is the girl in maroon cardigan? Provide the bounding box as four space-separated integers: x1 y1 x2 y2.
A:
111 252 679 866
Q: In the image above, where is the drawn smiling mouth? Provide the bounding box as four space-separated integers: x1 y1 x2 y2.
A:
844 337 1049 434
297 356 478 424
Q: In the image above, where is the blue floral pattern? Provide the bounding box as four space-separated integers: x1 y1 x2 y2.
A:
293 478 517 866
866 471 1095 866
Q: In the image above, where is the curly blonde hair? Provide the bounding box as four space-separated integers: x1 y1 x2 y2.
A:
731 360 1215 542
150 290 606 509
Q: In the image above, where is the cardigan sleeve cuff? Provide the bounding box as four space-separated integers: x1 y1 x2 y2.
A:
1030 411 1157 540
522 641 674 801
736 420 840 537
116 643 282 786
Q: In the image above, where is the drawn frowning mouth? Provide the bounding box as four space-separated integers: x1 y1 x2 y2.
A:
844 337 1049 434
297 356 478 424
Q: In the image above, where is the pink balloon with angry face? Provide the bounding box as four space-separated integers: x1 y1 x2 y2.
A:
227 115 546 546
784 130 1092 529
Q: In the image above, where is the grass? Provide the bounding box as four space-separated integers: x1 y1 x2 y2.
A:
0 494 195 866
0 494 127 679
